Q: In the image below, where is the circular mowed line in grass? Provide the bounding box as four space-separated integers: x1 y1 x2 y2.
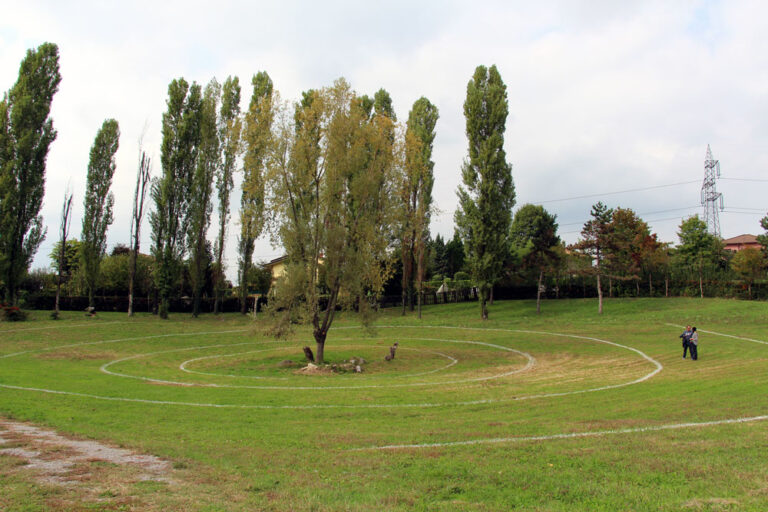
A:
0 325 661 410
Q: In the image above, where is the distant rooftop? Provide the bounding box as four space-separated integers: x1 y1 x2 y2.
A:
723 234 758 245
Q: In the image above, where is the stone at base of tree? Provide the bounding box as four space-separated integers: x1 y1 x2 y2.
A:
84 307 96 317
303 346 315 362
384 342 399 361
355 365 362 373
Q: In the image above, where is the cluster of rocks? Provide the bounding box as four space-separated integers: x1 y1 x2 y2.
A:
292 357 366 375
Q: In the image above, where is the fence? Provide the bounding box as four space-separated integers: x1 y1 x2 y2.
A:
23 295 267 314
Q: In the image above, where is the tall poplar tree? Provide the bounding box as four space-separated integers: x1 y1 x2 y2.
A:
187 80 220 317
81 119 120 307
404 97 438 318
128 150 151 316
0 43 61 304
455 65 515 320
151 78 203 318
237 71 274 314
54 189 73 318
213 76 242 314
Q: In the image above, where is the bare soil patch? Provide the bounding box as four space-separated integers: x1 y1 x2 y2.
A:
0 417 172 485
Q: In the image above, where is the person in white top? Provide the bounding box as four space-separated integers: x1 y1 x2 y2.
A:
689 327 699 361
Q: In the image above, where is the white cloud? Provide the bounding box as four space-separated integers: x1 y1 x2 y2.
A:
1 0 766 280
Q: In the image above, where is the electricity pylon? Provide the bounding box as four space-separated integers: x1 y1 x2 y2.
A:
701 144 724 237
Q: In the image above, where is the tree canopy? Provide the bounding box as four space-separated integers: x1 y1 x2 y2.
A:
455 64 515 320
267 78 398 363
0 42 61 303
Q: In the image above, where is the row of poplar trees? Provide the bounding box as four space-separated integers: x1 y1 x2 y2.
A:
0 41 516 345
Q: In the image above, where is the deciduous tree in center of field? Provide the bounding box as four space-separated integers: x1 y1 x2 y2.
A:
268 79 396 364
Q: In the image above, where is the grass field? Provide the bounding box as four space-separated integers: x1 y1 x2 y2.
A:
1 297 767 511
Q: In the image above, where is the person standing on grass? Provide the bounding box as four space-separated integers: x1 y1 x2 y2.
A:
689 327 699 361
680 325 692 359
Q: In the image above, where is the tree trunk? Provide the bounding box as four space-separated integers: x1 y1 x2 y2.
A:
55 281 62 317
536 269 543 315
159 297 169 319
748 283 752 299
240 271 249 315
480 287 489 320
648 273 653 297
489 285 494 305
635 280 640 297
417 284 422 319
665 275 669 297
608 277 613 298
128 248 136 316
192 295 201 318
699 270 704 299
88 288 95 309
597 272 603 315
315 333 326 365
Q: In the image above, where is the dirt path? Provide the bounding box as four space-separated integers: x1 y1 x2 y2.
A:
0 417 172 485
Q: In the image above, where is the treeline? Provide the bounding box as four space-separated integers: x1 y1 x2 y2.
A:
2 43 767 325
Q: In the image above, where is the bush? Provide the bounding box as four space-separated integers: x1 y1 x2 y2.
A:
1 303 28 322
454 271 470 281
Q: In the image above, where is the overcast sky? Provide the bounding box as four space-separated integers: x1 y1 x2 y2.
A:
2 1 766 280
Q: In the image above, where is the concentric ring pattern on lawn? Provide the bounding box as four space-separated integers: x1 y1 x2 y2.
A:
0 324 658 408
1 321 766 449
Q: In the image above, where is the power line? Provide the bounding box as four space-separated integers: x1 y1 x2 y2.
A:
560 215 691 235
722 210 765 216
532 180 700 204
433 180 703 218
721 177 768 183
723 207 765 212
558 205 700 227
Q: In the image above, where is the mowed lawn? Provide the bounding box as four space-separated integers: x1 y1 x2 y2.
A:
1 297 767 511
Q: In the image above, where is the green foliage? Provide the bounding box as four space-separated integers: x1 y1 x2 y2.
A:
573 202 614 313
399 95 438 313
675 216 724 298
238 71 274 314
99 251 154 296
151 78 203 318
213 76 242 312
81 118 120 307
187 80 220 316
455 65 515 319
50 239 82 276
373 88 396 120
604 207 656 284
758 214 768 252
675 216 724 270
268 78 397 362
0 43 61 304
248 263 272 295
510 204 560 271
730 247 766 298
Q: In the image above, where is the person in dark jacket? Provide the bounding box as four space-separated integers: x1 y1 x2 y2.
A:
679 325 692 359
689 327 699 361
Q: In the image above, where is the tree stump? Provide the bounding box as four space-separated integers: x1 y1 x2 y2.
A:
303 346 315 363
